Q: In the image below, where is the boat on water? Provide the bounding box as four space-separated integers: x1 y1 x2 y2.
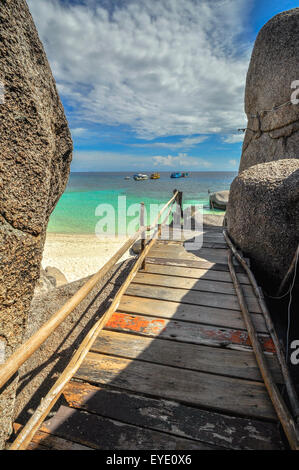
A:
124 176 131 180
170 172 182 178
133 173 149 181
182 172 190 177
150 172 160 179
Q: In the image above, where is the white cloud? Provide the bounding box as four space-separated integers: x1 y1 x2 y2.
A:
28 0 251 139
133 135 209 150
222 133 245 144
229 159 238 166
71 150 211 171
152 153 211 169
70 127 88 137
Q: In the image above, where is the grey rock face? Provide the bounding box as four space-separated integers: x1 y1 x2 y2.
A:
0 0 72 447
226 160 299 287
227 9 299 291
209 190 229 210
240 8 299 172
45 266 68 288
33 269 57 298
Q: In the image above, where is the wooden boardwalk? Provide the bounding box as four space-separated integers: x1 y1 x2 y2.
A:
24 228 286 450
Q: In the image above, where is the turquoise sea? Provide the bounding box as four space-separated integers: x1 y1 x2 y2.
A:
47 171 237 234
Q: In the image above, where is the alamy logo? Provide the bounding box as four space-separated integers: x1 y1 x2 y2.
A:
0 80 5 104
291 80 299 105
94 196 203 250
290 340 299 365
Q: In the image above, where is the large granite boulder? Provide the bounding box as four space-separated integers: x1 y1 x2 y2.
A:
226 159 299 288
0 0 72 448
227 9 299 292
240 8 299 172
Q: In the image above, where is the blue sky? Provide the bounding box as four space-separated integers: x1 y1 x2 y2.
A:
28 0 299 172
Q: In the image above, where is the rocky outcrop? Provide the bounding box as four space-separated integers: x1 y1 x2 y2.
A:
226 160 299 287
226 9 299 291
240 8 299 172
209 190 229 210
0 0 72 448
33 267 68 298
45 266 68 288
14 260 133 429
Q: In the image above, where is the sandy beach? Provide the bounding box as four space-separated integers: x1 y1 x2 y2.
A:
42 233 132 283
42 214 224 284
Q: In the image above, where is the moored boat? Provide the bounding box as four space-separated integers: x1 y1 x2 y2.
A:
133 173 149 181
150 173 160 179
170 172 182 178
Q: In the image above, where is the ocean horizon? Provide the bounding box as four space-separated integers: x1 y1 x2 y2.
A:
47 171 237 234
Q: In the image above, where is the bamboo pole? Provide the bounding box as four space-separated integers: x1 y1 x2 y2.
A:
227 250 299 450
0 191 178 392
147 191 178 232
140 202 146 270
0 231 140 390
9 206 174 450
223 229 299 421
277 245 299 296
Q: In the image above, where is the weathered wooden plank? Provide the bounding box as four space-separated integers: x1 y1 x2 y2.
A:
118 295 268 332
149 245 230 264
161 230 225 239
13 423 92 450
75 353 277 420
39 405 216 450
63 381 284 450
126 283 262 313
141 263 251 285
156 240 228 249
105 311 275 352
146 256 245 273
202 231 225 238
201 242 228 249
92 330 282 382
134 272 255 297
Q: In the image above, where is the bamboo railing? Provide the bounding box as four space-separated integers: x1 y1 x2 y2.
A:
223 229 299 422
227 250 299 450
3 190 180 450
224 229 299 450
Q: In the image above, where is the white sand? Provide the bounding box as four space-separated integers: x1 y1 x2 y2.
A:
42 233 133 283
42 214 224 284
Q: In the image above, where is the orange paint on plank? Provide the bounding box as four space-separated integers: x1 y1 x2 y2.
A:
63 381 99 408
105 312 275 353
106 312 166 334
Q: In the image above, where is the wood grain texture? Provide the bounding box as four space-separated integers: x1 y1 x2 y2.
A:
105 311 275 352
63 381 285 450
118 295 267 332
134 271 255 297
13 423 92 450
148 245 230 264
146 256 245 273
141 263 251 285
92 330 282 382
155 240 228 249
75 352 277 420
126 283 262 313
40 405 217 450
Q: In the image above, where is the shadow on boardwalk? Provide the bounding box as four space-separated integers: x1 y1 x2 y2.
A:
13 227 287 450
